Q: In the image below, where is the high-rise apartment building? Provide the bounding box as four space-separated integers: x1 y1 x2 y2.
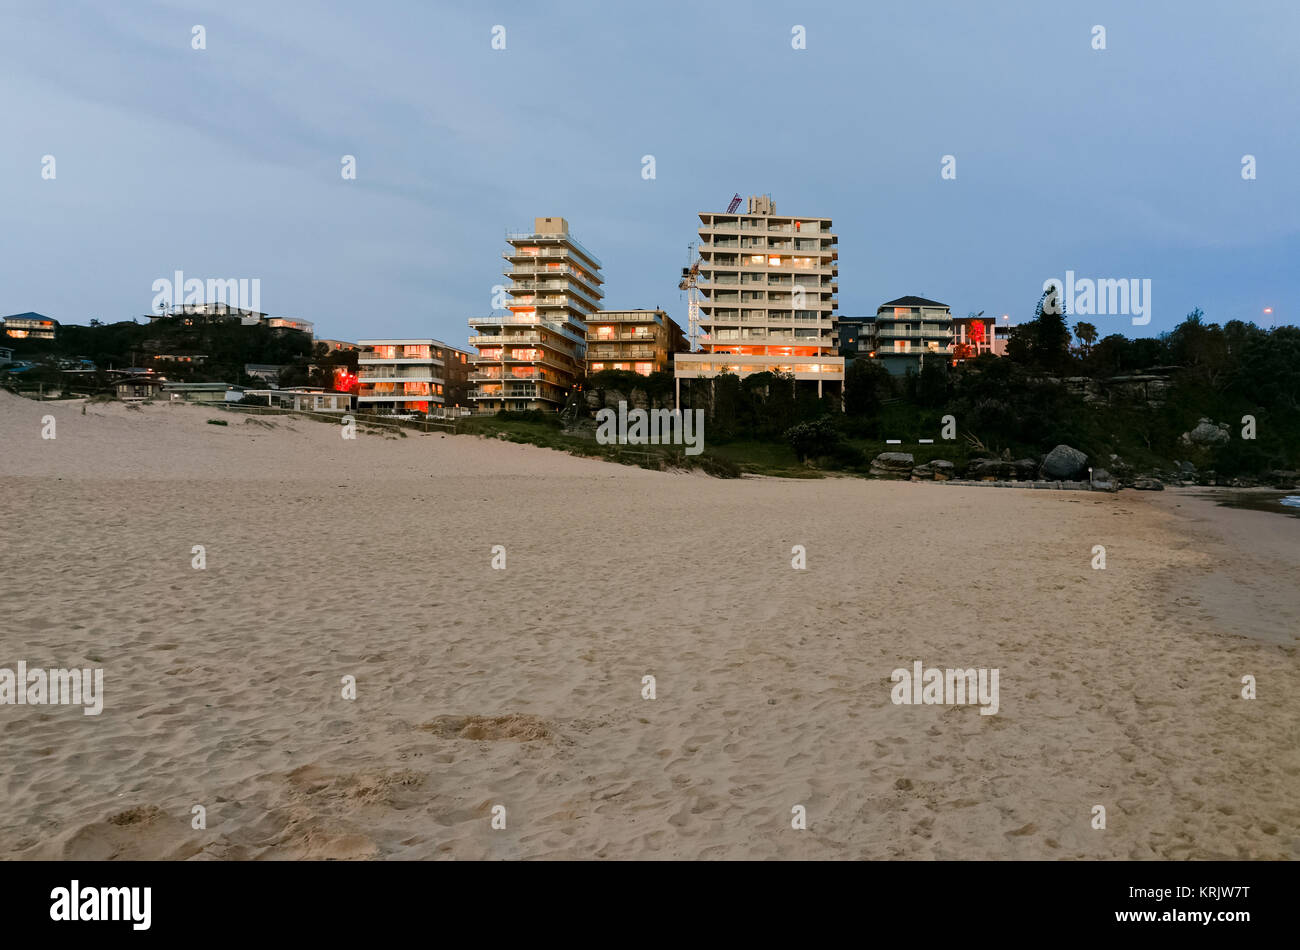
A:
586 309 685 376
673 195 843 405
467 217 602 412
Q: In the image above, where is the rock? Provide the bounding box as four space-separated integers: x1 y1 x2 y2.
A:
910 459 956 482
1041 444 1089 480
1178 460 1197 474
1267 469 1299 489
1090 467 1116 490
966 458 1038 481
1180 417 1230 447
1132 477 1164 491
869 452 915 479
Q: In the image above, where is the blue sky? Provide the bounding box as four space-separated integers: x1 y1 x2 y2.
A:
2 0 1296 344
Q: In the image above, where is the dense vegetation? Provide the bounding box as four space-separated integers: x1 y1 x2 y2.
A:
3 316 354 391
672 297 1299 478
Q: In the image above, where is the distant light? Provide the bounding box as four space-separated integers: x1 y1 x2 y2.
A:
1263 307 1273 315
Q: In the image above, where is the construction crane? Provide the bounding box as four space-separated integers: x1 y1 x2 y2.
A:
726 193 742 213
678 242 703 352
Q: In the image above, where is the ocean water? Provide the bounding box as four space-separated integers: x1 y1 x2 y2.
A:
1198 490 1300 518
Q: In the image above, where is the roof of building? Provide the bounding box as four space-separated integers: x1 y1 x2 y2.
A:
880 296 949 309
2 312 59 323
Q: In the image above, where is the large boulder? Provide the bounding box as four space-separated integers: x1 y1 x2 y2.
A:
910 459 955 482
1090 467 1116 491
869 452 914 479
1041 444 1089 480
1132 477 1164 491
1180 417 1229 447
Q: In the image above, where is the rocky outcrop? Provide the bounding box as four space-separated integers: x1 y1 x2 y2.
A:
1180 417 1230 447
966 458 1038 481
869 452 914 479
1131 477 1164 491
1041 444 1088 480
1267 470 1299 489
911 459 955 481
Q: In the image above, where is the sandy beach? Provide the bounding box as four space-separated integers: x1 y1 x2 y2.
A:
1 391 1296 860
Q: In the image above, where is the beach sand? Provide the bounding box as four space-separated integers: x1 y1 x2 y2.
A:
1 391 1296 859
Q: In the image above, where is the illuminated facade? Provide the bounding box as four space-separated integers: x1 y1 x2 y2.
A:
467 217 603 411
2 312 58 341
673 195 843 405
586 309 684 376
356 339 461 414
952 315 1010 360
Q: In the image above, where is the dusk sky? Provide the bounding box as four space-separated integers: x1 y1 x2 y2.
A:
2 0 1296 344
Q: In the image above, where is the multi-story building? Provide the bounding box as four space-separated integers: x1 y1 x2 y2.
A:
355 339 456 414
952 314 1010 360
2 312 59 341
673 195 843 405
832 316 877 358
467 217 603 412
266 316 314 337
440 343 472 408
872 296 954 375
586 309 684 376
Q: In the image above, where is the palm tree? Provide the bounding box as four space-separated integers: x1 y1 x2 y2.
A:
1074 321 1098 356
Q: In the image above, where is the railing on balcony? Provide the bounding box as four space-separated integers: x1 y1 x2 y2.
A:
505 231 602 268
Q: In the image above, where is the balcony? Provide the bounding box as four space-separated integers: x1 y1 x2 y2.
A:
588 346 659 360
506 231 602 269
468 314 587 346
506 262 603 285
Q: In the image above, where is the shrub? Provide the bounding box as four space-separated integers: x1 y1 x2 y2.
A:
784 417 841 462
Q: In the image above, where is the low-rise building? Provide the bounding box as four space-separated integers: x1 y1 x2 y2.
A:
244 363 287 386
266 316 314 336
162 382 244 404
586 309 684 376
952 314 1010 359
833 316 876 358
872 296 954 375
356 339 462 414
244 387 351 412
318 339 361 354
114 375 164 401
2 312 59 341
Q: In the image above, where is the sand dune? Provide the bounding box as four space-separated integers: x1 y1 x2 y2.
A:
1 392 1296 859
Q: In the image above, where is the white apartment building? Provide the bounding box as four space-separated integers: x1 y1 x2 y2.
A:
673 195 844 406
